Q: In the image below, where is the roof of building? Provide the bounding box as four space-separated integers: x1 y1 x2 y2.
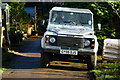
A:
51 7 93 14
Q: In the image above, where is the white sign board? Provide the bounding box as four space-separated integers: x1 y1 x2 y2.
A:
103 39 120 61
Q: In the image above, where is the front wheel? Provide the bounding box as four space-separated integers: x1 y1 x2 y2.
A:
87 55 97 70
40 50 50 68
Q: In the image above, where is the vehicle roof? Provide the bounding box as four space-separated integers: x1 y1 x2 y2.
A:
51 7 93 14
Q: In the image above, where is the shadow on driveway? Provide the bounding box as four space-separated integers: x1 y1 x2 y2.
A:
4 36 41 69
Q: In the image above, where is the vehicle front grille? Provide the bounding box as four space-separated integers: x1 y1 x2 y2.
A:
57 36 84 49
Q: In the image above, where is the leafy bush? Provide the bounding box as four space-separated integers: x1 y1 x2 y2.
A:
10 2 30 35
95 24 119 53
91 62 120 80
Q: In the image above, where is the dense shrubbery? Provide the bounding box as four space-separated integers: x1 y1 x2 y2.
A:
90 62 120 80
95 24 119 53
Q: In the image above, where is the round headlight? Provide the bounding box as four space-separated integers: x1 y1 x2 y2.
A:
49 37 56 43
84 40 90 46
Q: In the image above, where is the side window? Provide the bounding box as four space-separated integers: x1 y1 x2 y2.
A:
52 13 58 22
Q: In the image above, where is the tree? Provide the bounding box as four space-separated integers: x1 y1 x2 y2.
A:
108 2 120 19
10 2 30 23
9 2 30 33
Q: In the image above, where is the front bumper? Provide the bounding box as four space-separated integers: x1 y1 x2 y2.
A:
43 46 95 55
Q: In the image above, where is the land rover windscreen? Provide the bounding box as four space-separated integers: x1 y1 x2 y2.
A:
50 11 93 29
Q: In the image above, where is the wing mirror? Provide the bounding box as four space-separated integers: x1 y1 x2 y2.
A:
98 23 101 30
41 20 45 25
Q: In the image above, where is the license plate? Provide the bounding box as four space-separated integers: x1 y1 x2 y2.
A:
60 49 78 55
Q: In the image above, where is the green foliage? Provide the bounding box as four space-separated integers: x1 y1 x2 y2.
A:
0 68 6 75
9 2 30 34
91 3 113 21
16 22 28 33
10 2 30 23
95 24 118 51
108 2 120 18
91 62 120 80
90 70 102 77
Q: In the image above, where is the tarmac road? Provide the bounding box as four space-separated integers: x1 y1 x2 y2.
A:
2 36 90 80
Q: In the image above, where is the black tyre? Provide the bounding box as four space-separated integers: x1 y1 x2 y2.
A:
41 49 50 68
87 55 96 70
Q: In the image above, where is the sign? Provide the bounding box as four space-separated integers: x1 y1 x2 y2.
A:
103 39 120 61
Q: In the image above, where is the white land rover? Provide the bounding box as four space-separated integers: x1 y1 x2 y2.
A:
41 7 98 70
